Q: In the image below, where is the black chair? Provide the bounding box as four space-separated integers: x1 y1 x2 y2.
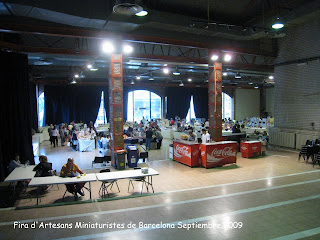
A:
299 140 313 162
92 156 111 167
127 167 148 194
99 169 120 198
313 154 320 168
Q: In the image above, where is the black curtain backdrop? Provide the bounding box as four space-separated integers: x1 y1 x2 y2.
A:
29 82 38 130
166 87 192 119
192 87 208 119
0 52 34 180
45 85 106 125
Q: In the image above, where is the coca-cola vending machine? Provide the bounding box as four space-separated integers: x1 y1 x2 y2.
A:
201 141 237 168
173 140 200 167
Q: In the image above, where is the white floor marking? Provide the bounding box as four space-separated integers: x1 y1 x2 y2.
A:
1 178 319 227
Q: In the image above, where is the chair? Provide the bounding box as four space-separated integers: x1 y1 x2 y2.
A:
313 154 320 168
139 145 148 162
92 156 111 167
127 167 148 194
99 169 120 198
299 140 313 162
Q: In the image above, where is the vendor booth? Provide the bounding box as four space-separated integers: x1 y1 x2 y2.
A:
173 140 200 167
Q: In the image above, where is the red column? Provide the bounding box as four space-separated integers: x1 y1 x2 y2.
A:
109 54 124 160
208 62 223 141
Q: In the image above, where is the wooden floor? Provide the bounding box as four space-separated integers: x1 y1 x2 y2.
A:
1 140 320 240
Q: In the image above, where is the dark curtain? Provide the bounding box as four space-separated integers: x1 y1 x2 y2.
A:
45 85 104 125
0 52 34 180
166 87 192 119
29 83 39 130
192 87 208 119
123 86 129 122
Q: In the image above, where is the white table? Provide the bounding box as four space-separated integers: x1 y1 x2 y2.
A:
4 166 36 196
78 139 95 152
96 168 159 195
29 174 97 204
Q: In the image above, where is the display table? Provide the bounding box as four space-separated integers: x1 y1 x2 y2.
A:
240 140 261 158
173 140 200 167
162 128 174 139
201 141 237 168
78 139 95 152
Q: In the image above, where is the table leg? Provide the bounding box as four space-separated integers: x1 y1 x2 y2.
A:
89 182 92 200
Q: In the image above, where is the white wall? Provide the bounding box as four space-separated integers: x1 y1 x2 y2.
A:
234 88 260 120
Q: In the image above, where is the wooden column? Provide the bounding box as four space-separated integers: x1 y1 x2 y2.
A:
109 54 124 161
208 62 223 141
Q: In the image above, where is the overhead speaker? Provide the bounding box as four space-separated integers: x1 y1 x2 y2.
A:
113 0 143 15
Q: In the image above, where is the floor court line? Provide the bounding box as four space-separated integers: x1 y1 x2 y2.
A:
1 178 320 227
165 169 320 193
54 194 320 240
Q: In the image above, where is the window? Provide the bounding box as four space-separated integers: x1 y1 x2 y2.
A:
185 95 196 123
222 93 233 119
127 90 161 122
95 91 107 126
38 92 45 127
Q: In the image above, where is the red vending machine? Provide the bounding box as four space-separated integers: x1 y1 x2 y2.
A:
240 141 261 158
201 141 237 168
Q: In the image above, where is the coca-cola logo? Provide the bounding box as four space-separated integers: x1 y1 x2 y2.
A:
210 147 235 158
252 146 257 150
201 151 205 157
174 144 190 158
241 146 247 151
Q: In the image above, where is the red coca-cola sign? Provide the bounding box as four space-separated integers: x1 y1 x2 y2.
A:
201 142 237 168
174 144 191 160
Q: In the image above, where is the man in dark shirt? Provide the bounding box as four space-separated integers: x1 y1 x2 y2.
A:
145 127 153 150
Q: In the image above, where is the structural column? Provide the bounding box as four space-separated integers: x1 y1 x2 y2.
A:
109 54 124 161
208 62 223 141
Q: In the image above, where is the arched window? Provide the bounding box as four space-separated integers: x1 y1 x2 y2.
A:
222 92 234 119
38 92 45 127
127 90 162 122
95 91 107 126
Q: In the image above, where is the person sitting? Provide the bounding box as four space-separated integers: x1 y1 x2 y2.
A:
188 130 197 142
33 155 53 177
60 158 85 198
8 153 23 173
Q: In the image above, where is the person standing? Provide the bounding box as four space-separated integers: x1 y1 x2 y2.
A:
145 127 153 150
201 128 211 144
48 124 54 146
51 126 59 147
155 127 163 149
59 125 65 146
188 130 197 142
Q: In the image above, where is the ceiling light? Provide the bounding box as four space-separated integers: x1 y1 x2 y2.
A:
87 64 93 69
149 72 154 81
102 41 114 53
179 82 184 87
269 76 274 80
242 27 247 32
254 85 259 89
248 80 253 85
188 78 192 82
74 74 79 78
235 72 241 79
164 64 168 66
223 72 228 76
136 75 141 80
163 68 169 74
224 54 232 62
71 79 77 84
123 45 133 54
272 17 284 29
211 55 219 61
130 80 135 85
135 10 148 17
90 67 98 71
173 67 180 75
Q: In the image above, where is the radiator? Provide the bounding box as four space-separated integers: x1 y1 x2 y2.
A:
269 131 295 149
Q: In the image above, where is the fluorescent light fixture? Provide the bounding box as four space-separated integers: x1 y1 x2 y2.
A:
163 68 169 74
102 41 114 53
269 76 274 80
235 72 241 79
224 54 232 62
248 81 253 85
90 67 98 71
188 78 192 82
164 64 168 66
179 82 184 86
123 45 133 54
136 75 141 80
149 76 154 80
173 67 180 75
254 85 259 89
223 72 228 76
87 64 92 69
71 79 77 84
211 55 219 61
135 10 148 17
74 74 79 78
272 18 284 29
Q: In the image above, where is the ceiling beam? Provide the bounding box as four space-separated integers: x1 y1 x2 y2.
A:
0 22 276 57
